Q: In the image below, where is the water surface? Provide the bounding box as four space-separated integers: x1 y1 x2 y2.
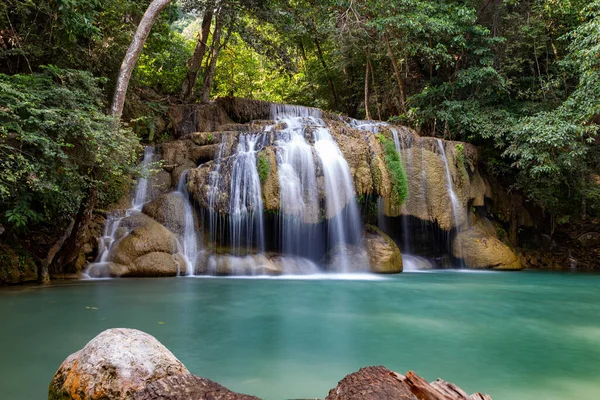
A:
1 271 600 399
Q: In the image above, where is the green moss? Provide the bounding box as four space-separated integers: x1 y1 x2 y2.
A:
377 134 408 206
257 152 270 184
207 133 214 143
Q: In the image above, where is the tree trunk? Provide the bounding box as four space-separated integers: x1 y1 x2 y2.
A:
111 0 172 120
200 14 224 103
39 219 75 283
364 50 371 120
314 38 339 109
383 32 407 115
55 186 98 274
180 2 215 101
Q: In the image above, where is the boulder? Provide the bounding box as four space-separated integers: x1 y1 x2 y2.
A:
142 192 186 235
364 225 402 273
49 328 258 400
577 232 600 248
147 170 173 199
106 214 182 277
453 218 522 270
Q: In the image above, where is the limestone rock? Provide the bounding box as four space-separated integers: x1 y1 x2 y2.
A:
106 214 182 277
148 170 173 199
326 366 418 400
453 218 522 270
170 103 234 136
109 219 178 266
142 192 186 235
48 328 257 400
577 232 600 248
197 254 282 276
364 225 402 273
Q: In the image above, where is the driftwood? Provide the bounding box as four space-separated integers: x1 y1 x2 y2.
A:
392 370 492 400
327 366 492 400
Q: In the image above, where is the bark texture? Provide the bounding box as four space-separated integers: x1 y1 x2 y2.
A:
180 2 215 101
111 0 172 120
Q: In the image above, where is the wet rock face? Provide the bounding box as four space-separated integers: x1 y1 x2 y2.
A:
364 225 403 274
48 328 258 400
453 218 522 270
142 192 186 235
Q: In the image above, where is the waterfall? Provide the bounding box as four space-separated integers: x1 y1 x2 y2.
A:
275 112 321 260
177 171 200 275
207 138 228 246
132 146 155 210
229 133 265 254
84 145 155 278
437 139 462 231
313 126 365 272
271 104 366 272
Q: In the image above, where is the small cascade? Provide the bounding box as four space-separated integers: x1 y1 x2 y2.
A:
177 171 200 275
436 139 461 230
313 126 365 272
229 133 265 254
84 145 155 278
132 146 155 210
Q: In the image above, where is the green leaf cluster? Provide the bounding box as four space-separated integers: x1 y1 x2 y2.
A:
0 67 140 231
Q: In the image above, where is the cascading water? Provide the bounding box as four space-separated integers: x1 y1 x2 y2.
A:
271 104 366 272
228 134 265 254
132 146 155 210
313 126 365 272
274 107 321 261
84 146 155 277
177 171 200 275
437 139 462 230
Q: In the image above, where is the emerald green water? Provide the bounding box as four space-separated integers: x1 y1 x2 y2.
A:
2 271 600 399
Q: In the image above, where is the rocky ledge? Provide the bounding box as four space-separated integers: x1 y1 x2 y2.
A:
49 328 492 400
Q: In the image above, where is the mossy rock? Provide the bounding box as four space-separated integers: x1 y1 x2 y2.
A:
0 241 38 284
364 225 403 274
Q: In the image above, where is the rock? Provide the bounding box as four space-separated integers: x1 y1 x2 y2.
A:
326 243 371 272
364 225 402 273
148 170 173 199
110 219 179 266
170 103 234 136
453 218 522 270
143 193 186 235
327 366 492 400
326 366 418 400
0 241 38 285
49 328 257 400
106 214 182 277
577 232 600 248
128 252 184 277
198 254 282 276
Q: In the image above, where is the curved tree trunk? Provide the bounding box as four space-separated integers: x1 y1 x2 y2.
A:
111 0 172 120
180 2 215 101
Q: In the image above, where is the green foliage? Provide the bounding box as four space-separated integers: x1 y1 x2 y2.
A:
377 134 408 206
0 67 140 231
257 152 270 184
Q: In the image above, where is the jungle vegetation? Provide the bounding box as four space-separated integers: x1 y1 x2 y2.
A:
1 0 599 266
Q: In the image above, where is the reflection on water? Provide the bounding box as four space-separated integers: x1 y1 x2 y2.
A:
1 272 600 399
